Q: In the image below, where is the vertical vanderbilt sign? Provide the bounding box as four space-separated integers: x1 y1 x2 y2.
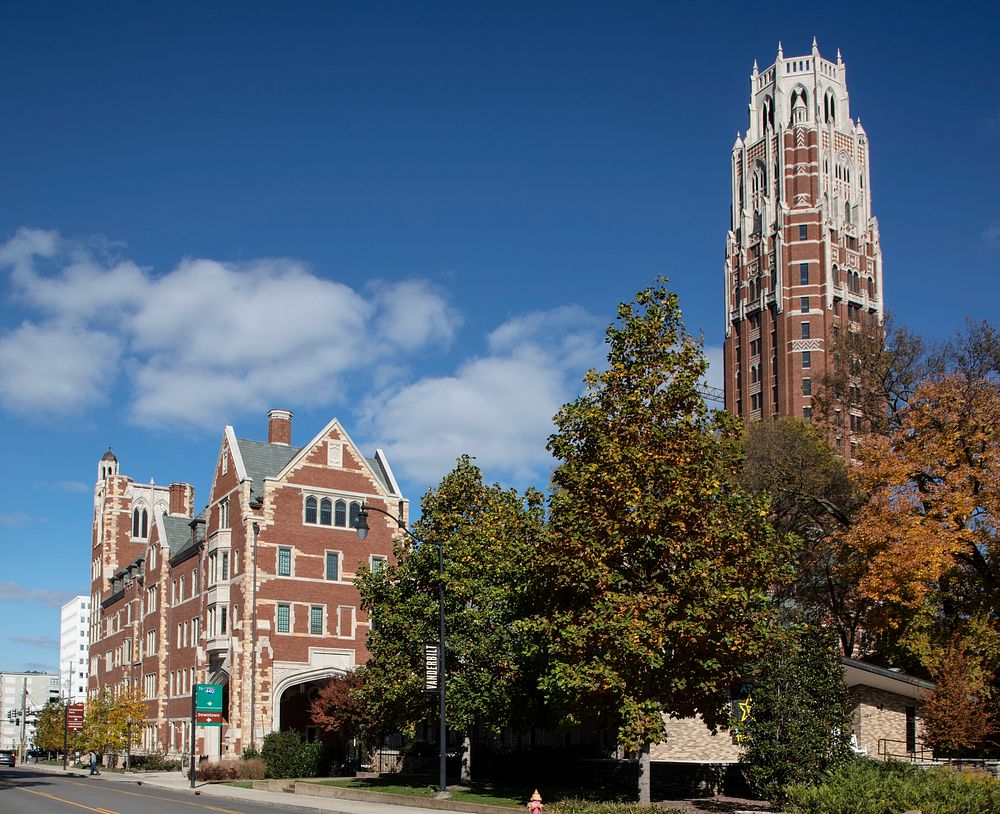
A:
423 644 440 692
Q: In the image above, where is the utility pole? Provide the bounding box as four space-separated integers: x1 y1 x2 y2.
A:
18 678 27 764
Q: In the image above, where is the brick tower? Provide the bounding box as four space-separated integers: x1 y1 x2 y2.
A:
723 40 883 458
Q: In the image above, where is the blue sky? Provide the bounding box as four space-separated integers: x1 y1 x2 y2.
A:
1 2 998 673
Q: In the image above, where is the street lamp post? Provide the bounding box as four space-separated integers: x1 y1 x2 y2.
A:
354 503 448 798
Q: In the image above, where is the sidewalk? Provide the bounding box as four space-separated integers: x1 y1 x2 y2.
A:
29 762 511 814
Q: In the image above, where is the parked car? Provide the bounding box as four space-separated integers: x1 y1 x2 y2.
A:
0 750 15 767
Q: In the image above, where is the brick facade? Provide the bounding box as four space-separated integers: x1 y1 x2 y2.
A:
88 411 406 760
723 42 883 458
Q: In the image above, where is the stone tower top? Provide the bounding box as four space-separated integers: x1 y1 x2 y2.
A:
744 41 852 145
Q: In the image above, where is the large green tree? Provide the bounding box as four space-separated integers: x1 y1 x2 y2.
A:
738 624 854 802
739 417 872 656
530 280 784 803
356 456 546 780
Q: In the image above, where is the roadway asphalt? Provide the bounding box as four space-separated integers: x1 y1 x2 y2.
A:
0 765 463 814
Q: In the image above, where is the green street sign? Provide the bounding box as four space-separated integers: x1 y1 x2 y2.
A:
195 683 222 712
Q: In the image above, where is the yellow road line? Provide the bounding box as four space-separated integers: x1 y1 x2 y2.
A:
66 780 246 814
0 779 120 814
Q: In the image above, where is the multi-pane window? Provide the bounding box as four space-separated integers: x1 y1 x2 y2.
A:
799 263 809 285
349 502 361 529
798 224 808 241
801 351 811 369
803 406 812 421
310 606 323 636
325 551 340 581
221 552 229 581
304 495 361 529
802 378 812 396
277 547 291 577
371 555 388 574
801 322 811 339
276 604 290 633
219 498 229 530
800 296 809 313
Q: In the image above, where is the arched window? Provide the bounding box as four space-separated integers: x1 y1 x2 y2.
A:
845 201 852 224
319 498 332 526
867 277 874 297
140 509 148 539
824 89 836 124
334 500 347 527
348 502 361 530
305 496 318 524
132 509 140 538
761 95 774 133
789 86 808 125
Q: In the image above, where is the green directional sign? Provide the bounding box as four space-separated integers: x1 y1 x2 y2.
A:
195 683 222 712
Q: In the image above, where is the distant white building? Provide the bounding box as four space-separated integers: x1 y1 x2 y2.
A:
0 671 61 751
60 595 91 699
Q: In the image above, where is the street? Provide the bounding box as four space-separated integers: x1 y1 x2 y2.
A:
0 767 316 814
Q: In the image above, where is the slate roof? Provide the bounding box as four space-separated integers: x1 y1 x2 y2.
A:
235 438 301 498
366 456 391 493
161 514 198 556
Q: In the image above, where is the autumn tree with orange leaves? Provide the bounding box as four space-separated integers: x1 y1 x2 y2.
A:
923 637 995 756
844 331 1000 735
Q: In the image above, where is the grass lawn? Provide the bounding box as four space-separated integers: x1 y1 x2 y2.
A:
314 776 534 808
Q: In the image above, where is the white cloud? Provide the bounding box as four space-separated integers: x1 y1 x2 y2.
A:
359 305 606 487
0 581 76 607
0 229 462 427
0 322 121 415
371 279 462 349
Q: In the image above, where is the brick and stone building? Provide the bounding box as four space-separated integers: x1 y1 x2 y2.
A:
88 410 405 760
723 40 883 458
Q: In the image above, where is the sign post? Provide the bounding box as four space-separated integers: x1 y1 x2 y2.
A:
191 684 222 788
64 703 84 771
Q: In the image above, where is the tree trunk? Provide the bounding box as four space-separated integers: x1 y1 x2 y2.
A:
637 743 651 804
461 734 472 784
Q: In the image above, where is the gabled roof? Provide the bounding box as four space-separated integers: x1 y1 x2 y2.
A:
234 437 301 499
273 417 402 498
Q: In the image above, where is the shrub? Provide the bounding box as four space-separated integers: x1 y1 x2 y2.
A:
128 753 181 772
195 758 267 782
785 759 1000 814
296 739 333 778
261 731 303 779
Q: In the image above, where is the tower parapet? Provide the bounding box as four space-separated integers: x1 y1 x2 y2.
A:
723 42 884 459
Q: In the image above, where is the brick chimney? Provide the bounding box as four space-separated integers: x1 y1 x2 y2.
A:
267 409 293 445
168 483 195 518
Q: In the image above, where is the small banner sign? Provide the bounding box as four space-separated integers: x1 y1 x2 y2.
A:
423 644 440 692
66 703 85 733
195 711 223 727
